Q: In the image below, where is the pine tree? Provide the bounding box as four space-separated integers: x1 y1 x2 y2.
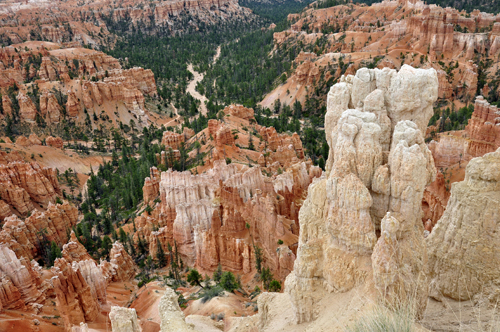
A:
213 263 223 283
156 240 167 268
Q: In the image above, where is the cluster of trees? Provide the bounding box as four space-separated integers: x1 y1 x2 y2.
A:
239 0 314 22
198 24 293 108
355 0 500 13
427 104 475 138
106 19 265 116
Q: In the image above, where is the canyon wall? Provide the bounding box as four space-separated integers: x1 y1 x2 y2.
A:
284 65 438 323
0 44 157 129
0 0 252 45
263 0 500 110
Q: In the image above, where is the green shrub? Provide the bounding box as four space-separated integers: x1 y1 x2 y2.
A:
268 280 281 292
220 271 238 292
200 285 224 303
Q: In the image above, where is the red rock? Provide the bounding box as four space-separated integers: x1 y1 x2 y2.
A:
39 91 61 124
223 104 255 121
144 159 321 280
161 131 185 150
46 136 64 149
62 231 95 264
66 91 80 117
107 242 137 282
51 258 100 326
28 134 41 145
0 245 44 307
17 93 37 122
143 167 160 204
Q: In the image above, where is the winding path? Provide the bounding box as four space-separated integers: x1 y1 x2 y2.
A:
186 45 221 116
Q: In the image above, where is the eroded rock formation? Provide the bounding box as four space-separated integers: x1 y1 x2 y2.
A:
427 148 500 302
139 157 320 279
0 161 61 217
101 242 137 282
159 287 193 332
285 65 438 323
0 201 78 259
109 306 142 332
50 258 100 327
0 245 44 309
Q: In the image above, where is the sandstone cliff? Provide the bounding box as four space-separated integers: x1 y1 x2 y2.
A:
50 257 101 327
284 65 438 323
0 43 158 130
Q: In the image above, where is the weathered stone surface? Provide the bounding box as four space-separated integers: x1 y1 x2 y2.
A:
17 92 37 122
161 131 185 150
285 66 438 323
109 306 142 332
73 260 107 304
159 287 193 332
0 245 43 307
144 158 320 279
0 161 62 216
224 104 255 120
143 167 160 204
63 231 95 264
51 257 100 327
0 201 77 261
46 136 64 149
427 148 500 301
106 242 137 282
39 91 61 124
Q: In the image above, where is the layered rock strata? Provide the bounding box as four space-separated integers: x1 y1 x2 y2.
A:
0 201 78 260
285 65 438 323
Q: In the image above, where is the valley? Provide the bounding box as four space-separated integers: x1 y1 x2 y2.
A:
0 0 499 331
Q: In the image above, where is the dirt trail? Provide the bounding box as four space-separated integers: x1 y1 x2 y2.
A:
186 45 221 116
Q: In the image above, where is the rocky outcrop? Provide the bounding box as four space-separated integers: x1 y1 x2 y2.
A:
427 148 500 301
0 201 78 260
66 91 80 118
161 131 185 150
159 288 193 332
46 136 64 149
17 93 37 122
109 306 142 332
143 156 320 279
39 91 61 124
0 245 44 308
73 260 107 304
143 167 160 204
224 104 255 120
105 242 137 282
0 162 61 217
285 65 438 323
51 258 100 327
63 231 95 264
